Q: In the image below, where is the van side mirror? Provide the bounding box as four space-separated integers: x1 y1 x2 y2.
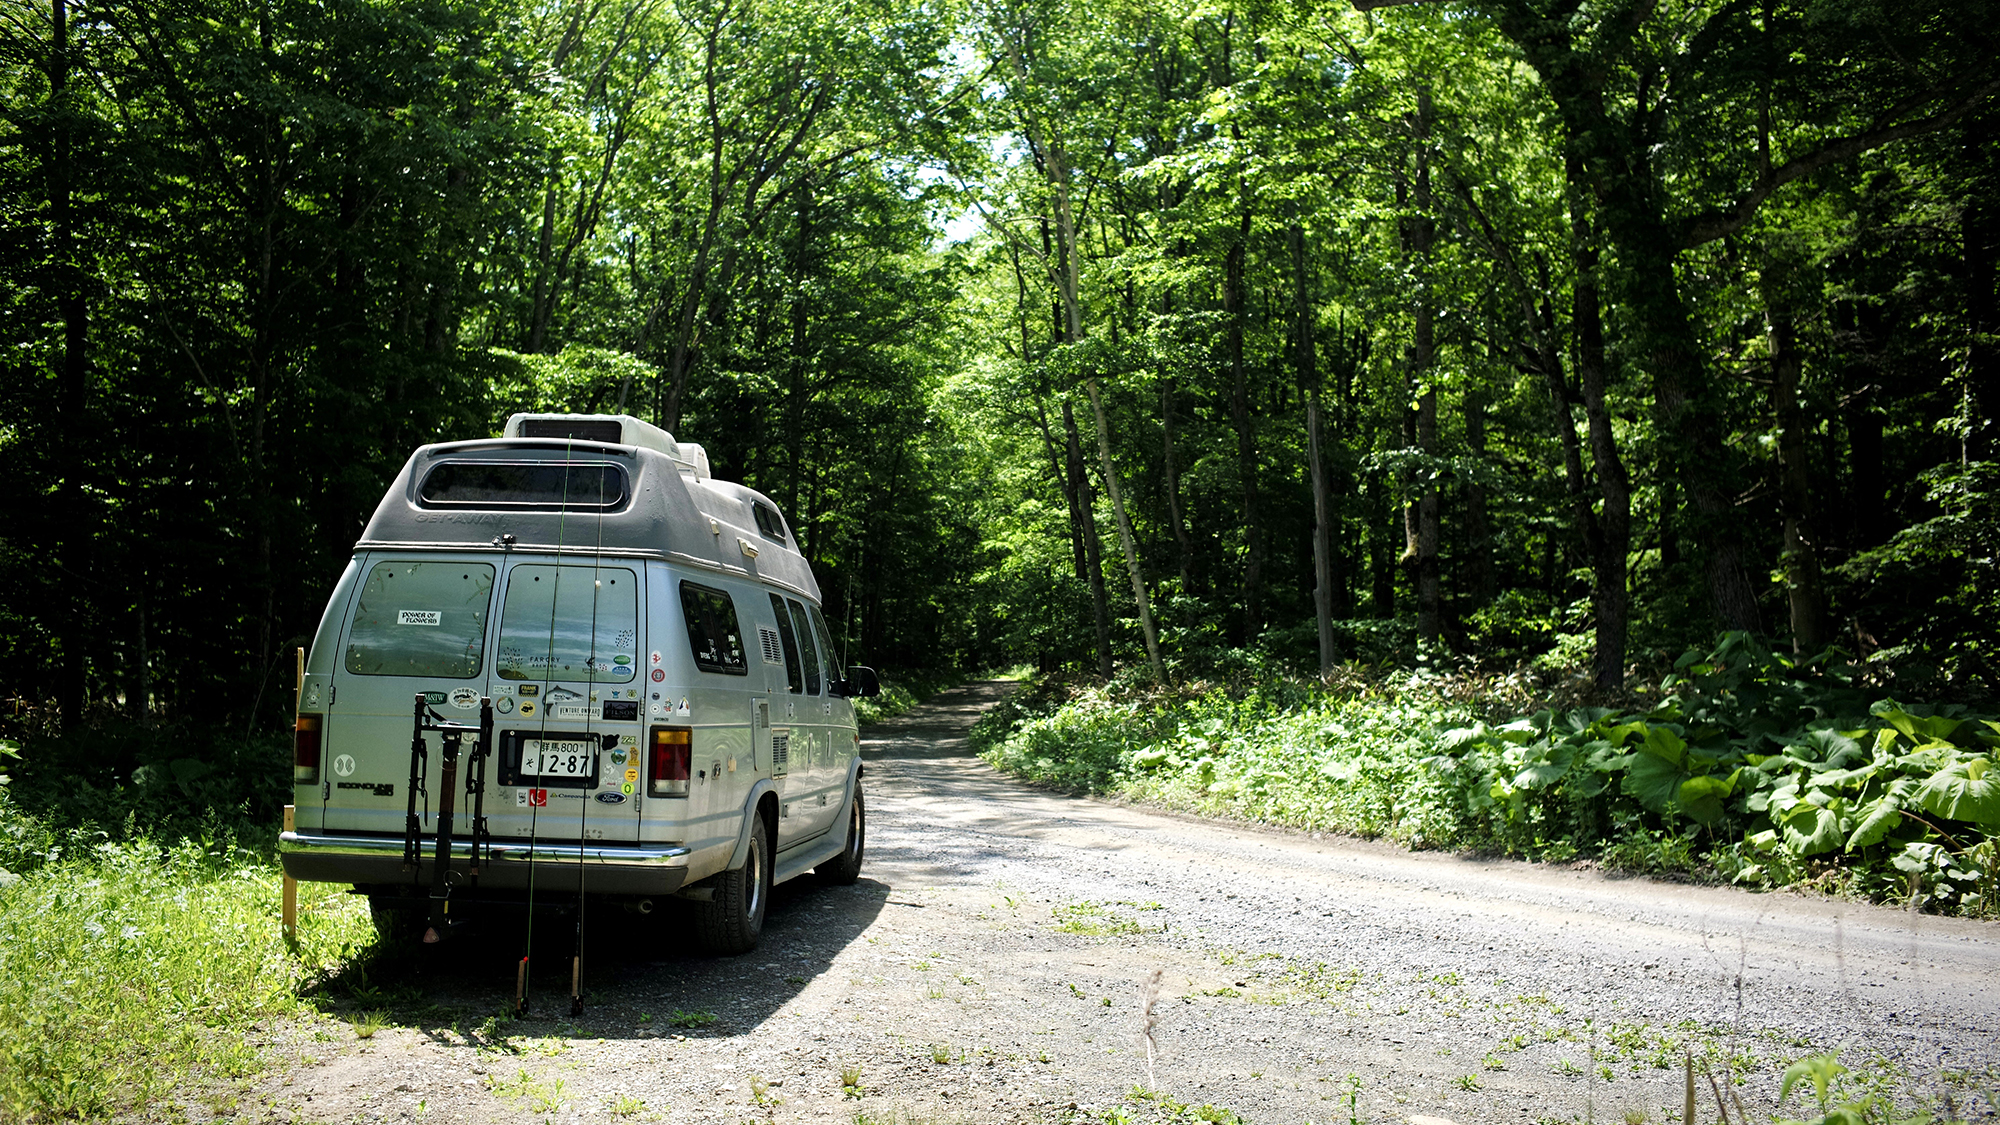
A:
847 666 881 698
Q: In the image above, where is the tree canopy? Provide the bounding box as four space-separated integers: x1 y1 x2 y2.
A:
3 0 1996 736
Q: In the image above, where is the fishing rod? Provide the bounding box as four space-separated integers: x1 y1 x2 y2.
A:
568 464 612 1018
517 437 578 1017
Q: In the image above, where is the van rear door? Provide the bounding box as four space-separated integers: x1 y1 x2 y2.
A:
322 556 498 836
485 561 645 845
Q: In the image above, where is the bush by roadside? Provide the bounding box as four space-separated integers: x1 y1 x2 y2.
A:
973 633 2000 916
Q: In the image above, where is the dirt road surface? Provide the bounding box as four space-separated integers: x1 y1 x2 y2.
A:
252 681 2000 1125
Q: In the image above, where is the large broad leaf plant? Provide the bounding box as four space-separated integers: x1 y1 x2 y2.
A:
1442 633 2000 910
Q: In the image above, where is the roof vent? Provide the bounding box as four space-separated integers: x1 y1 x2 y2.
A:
503 413 685 460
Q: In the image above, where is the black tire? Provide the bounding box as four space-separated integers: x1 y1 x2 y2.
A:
816 785 865 884
694 812 771 955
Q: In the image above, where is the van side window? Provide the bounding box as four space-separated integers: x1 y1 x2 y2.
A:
752 502 789 543
786 599 820 694
809 604 843 682
680 582 748 675
767 593 803 693
346 561 495 678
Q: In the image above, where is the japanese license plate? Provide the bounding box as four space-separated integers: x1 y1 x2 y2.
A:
521 739 596 778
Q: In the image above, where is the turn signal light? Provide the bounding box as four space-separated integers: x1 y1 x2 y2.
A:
294 715 322 783
649 726 691 797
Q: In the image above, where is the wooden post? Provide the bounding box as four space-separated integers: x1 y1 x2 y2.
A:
282 804 298 942
285 645 304 944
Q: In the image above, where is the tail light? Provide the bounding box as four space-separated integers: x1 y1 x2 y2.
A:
294 715 323 783
649 726 691 797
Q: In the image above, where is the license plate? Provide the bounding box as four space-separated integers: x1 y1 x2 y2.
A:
522 740 597 778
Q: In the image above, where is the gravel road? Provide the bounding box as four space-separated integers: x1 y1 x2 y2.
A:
252 681 2000 1125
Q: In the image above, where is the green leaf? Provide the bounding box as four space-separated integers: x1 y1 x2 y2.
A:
1779 1054 1848 1106
1844 794 1903 851
1893 841 1943 874
1623 753 1686 814
1514 744 1578 790
1676 770 1740 825
1637 725 1687 768
1780 803 1844 856
1913 758 2000 828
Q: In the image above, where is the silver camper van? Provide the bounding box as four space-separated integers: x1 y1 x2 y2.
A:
279 413 876 956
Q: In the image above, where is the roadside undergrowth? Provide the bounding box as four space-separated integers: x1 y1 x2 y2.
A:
974 633 2000 915
0 802 374 1122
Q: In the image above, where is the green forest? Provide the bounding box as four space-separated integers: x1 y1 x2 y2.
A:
3 0 2000 858
1 0 1999 1114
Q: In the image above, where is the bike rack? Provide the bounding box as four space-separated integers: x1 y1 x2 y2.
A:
403 695 494 943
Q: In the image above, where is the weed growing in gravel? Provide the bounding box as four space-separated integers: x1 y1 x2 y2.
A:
666 1008 717 1028
1124 1086 1250 1124
610 1093 646 1117
841 1063 864 1098
353 1009 391 1039
1053 900 1157 936
930 1043 953 1064
1453 1074 1482 1091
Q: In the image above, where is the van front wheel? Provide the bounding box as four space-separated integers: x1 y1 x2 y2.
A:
816 787 865 885
695 815 770 955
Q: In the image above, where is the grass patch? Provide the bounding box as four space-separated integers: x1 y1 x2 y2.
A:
0 823 375 1121
1051 899 1160 936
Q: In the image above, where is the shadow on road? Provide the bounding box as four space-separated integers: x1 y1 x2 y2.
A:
301 683 1029 1045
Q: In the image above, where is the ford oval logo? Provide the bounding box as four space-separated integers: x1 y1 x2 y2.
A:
594 792 626 805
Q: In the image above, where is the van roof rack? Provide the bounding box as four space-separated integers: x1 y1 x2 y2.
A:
503 413 711 480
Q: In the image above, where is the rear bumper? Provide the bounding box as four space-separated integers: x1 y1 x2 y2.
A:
279 832 692 896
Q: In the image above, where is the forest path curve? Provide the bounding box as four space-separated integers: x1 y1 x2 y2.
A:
253 681 2000 1125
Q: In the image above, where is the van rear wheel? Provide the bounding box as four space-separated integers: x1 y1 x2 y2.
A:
694 815 770 955
816 786 865 885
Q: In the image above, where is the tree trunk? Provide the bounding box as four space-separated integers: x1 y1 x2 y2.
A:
1569 152 1631 692
784 180 813 515
1160 377 1196 592
1403 90 1442 645
1462 392 1493 609
1085 378 1165 683
1064 398 1114 679
1225 206 1261 644
1413 383 1441 643
1369 472 1396 618
1489 10 1764 634
1768 257 1825 651
1294 223 1336 674
1967 183 1997 461
51 0 91 729
1035 401 1090 584
1309 388 1337 676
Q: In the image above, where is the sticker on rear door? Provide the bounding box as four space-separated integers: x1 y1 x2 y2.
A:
449 687 479 709
398 610 442 626
516 788 548 807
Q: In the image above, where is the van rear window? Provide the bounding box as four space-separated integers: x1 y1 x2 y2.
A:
681 582 747 675
420 461 627 510
495 565 638 681
345 562 494 678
